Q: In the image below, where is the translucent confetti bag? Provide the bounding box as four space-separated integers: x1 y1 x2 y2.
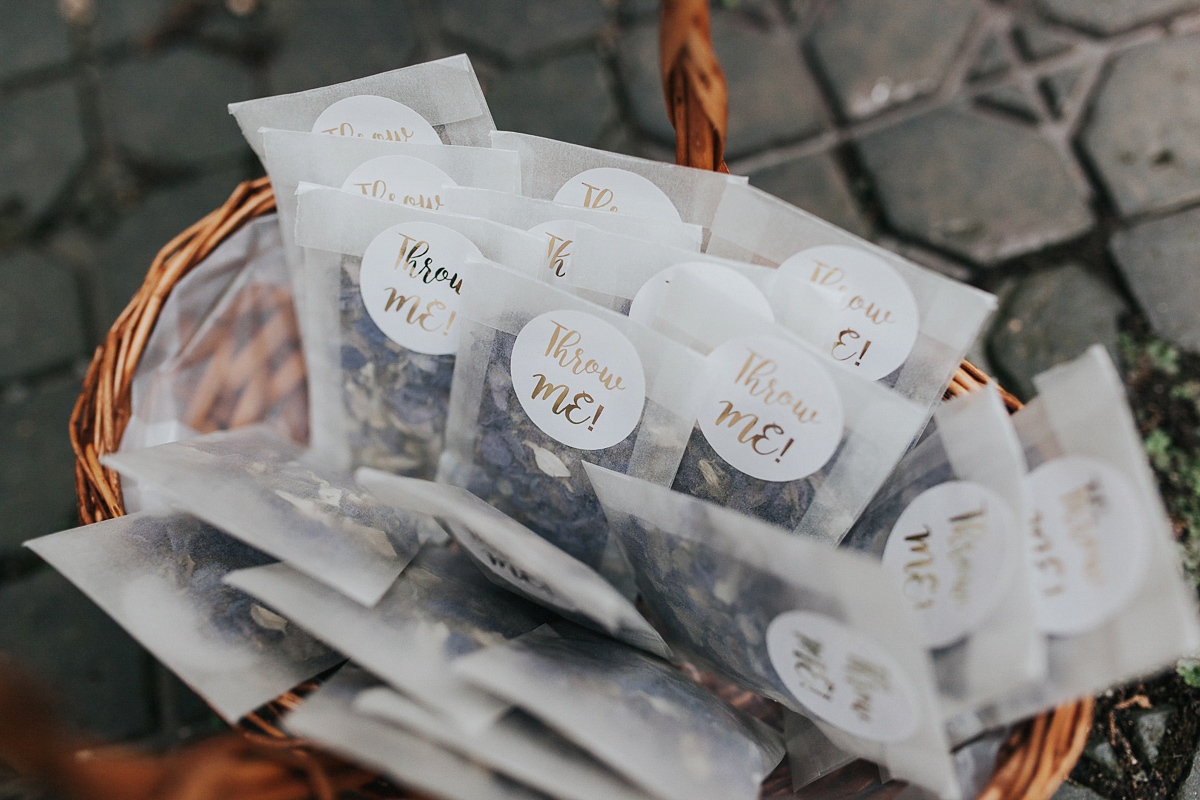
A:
355 467 669 657
117 214 306 512
842 384 1045 718
950 346 1200 741
355 685 654 800
436 259 707 575
629 268 927 543
293 184 544 476
489 131 746 229
26 511 339 722
285 666 545 800
261 127 521 316
705 182 996 410
586 465 960 800
104 426 424 607
230 54 495 160
453 622 786 800
228 545 552 732
440 185 704 286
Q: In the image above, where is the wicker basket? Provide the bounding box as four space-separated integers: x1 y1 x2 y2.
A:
62 2 1093 797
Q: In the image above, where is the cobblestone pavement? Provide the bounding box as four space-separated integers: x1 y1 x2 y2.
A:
3 0 1200 797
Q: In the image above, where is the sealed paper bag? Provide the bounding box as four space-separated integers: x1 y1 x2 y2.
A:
843 384 1044 718
629 268 926 543
436 259 707 576
227 545 552 732
104 426 424 607
26 512 339 723
294 184 543 476
441 185 703 285
951 346 1200 740
490 131 745 229
454 623 785 800
355 686 654 800
706 183 995 409
356 467 669 657
285 666 545 800
587 465 960 800
261 128 521 315
230 54 495 159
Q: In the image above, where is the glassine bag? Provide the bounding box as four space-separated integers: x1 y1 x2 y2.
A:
230 54 495 159
436 259 707 573
634 268 927 543
706 182 996 412
103 426 424 607
261 127 521 317
950 346 1200 740
489 131 746 229
440 185 703 286
842 384 1044 718
586 464 959 800
228 545 553 732
355 467 670 657
294 184 543 475
26 511 339 723
453 622 785 800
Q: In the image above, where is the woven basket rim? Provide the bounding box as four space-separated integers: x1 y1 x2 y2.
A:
68 176 1092 800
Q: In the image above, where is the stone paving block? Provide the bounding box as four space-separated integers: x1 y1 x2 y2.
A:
967 32 1010 81
91 0 174 48
0 568 154 740
1033 0 1200 35
1082 36 1200 218
0 0 71 79
0 249 85 381
267 0 416 96
1050 782 1108 800
483 53 615 147
809 0 977 120
746 150 869 237
977 84 1041 122
97 169 246 328
618 17 826 159
102 47 254 165
0 82 85 222
0 378 84 556
437 0 609 63
1110 205 1200 353
1014 23 1073 61
989 264 1127 400
856 107 1093 265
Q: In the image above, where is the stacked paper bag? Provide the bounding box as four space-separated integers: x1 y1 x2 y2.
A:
26 54 1200 800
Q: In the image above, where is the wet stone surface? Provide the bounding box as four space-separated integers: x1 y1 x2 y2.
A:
483 52 616 147
1032 0 1200 35
0 249 85 382
0 83 85 223
808 0 977 120
437 0 610 63
856 106 1093 265
1082 35 1200 218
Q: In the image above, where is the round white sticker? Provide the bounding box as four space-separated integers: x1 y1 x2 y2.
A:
1026 456 1150 636
778 245 919 381
767 610 921 742
358 222 481 355
628 263 774 328
510 309 646 451
553 167 682 223
698 335 843 482
881 481 1019 648
341 155 456 211
527 220 598 284
312 95 441 145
